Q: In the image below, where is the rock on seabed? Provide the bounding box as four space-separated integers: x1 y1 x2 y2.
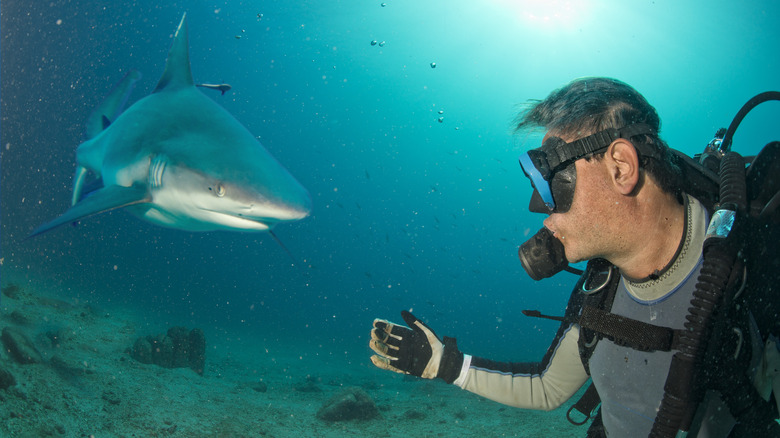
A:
316 387 379 422
1 326 43 364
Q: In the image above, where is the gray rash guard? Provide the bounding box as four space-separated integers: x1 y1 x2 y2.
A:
452 196 736 436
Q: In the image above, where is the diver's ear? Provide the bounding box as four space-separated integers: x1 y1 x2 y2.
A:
607 139 640 195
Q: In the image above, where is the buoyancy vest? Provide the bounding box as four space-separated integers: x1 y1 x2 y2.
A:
535 187 780 436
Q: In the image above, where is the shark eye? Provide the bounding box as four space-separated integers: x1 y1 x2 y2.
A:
212 183 225 197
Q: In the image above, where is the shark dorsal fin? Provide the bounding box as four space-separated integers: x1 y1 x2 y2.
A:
154 13 194 93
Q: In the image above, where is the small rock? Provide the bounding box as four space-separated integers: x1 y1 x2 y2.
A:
102 390 121 405
152 334 174 368
188 328 206 375
1 284 22 299
403 409 426 420
8 310 31 325
249 381 268 393
0 366 16 390
130 337 153 364
167 326 191 368
295 379 322 393
316 387 379 422
128 327 206 375
1 326 43 364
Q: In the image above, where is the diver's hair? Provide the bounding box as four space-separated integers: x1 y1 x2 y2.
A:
516 77 682 199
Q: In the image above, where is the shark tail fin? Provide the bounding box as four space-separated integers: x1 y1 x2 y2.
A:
154 13 194 93
84 69 142 139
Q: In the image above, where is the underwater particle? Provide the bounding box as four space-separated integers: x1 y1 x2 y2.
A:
257 13 263 19
455 127 459 130
430 62 436 68
381 3 387 6
378 41 385 47
235 35 242 39
438 110 444 114
370 40 377 46
438 117 444 123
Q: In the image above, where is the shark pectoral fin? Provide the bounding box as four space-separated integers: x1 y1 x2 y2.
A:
30 184 151 238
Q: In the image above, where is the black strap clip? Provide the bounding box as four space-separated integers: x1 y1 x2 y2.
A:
566 383 601 426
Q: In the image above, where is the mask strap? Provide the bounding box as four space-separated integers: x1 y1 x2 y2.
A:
546 123 657 169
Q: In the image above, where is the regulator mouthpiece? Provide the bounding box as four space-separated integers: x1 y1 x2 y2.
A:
518 227 569 280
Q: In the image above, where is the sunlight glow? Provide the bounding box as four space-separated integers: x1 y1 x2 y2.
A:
493 0 591 28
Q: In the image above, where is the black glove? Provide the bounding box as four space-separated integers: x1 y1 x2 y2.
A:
369 310 464 383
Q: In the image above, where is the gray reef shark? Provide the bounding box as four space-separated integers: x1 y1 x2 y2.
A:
30 13 311 238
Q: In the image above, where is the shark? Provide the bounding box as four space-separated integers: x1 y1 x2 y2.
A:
30 13 312 238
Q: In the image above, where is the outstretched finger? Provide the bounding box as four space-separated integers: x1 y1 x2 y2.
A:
369 338 387 356
370 327 391 344
373 318 409 340
401 310 438 339
370 354 404 374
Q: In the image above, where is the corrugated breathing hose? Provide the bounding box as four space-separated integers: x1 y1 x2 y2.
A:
649 151 746 437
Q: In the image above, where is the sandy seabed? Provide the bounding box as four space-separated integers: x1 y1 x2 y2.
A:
0 275 585 438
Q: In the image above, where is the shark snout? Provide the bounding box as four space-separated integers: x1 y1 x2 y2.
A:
234 187 311 225
267 189 312 222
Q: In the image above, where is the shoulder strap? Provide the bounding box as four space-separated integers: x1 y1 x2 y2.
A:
577 260 620 370
579 306 686 352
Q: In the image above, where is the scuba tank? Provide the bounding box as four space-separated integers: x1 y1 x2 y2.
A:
649 91 780 437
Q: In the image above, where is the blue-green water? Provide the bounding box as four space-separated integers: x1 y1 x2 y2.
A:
2 0 778 400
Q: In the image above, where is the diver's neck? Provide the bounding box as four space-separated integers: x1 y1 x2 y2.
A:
611 190 686 280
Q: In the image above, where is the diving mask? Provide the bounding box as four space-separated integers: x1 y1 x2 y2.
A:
518 123 657 214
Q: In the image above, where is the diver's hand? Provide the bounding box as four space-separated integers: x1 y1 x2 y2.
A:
369 310 463 383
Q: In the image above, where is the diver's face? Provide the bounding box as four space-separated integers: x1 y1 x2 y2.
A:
542 156 613 263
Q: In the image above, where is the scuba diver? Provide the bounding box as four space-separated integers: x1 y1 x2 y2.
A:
368 78 780 437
